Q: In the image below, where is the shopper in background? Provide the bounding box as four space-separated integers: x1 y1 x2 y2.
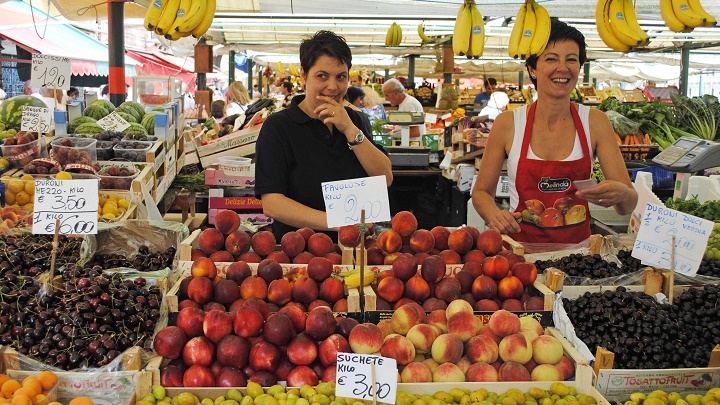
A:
280 81 294 108
361 85 387 125
344 86 364 111
255 30 393 242
23 81 41 99
225 81 251 116
66 87 80 103
479 91 510 120
471 19 637 247
474 77 497 106
382 78 425 139
100 85 110 101
210 100 226 120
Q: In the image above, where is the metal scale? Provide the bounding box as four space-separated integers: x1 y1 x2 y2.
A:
652 137 720 199
384 111 430 167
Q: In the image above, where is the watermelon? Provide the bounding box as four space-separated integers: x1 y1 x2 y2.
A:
84 105 109 120
120 101 145 121
0 95 48 130
69 116 98 134
141 113 157 135
115 111 137 123
90 99 116 112
123 123 148 135
116 105 140 122
74 123 104 135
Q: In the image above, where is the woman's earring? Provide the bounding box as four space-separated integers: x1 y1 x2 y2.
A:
531 74 536 79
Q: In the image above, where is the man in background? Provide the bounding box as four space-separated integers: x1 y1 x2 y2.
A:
23 80 41 99
473 77 497 106
382 78 425 139
66 87 80 103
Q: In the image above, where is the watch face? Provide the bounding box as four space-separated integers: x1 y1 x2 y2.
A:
355 132 364 143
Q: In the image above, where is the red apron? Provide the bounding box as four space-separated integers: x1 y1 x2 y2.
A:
513 102 592 244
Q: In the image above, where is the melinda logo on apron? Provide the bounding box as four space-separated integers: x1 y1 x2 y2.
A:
537 177 571 192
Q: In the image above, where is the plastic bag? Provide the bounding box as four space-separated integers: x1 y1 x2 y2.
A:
605 110 641 136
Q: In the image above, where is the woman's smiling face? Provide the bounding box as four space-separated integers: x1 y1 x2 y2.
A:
528 39 581 99
300 55 349 110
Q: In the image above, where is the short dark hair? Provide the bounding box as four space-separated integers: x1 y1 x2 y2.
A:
345 86 365 104
486 78 497 86
299 30 352 74
281 81 293 93
211 100 225 119
67 87 79 97
100 85 109 96
526 19 587 87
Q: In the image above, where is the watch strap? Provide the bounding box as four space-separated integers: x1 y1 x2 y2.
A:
347 131 365 146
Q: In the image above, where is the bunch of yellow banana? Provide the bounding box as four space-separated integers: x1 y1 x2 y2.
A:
659 0 716 32
451 0 485 58
595 0 649 52
288 64 301 76
507 0 551 59
275 62 285 75
143 0 216 40
385 23 402 47
418 23 433 44
338 268 375 288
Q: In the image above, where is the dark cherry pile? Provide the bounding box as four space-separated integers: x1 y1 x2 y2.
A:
535 253 632 283
89 245 176 272
113 141 152 162
95 131 125 142
0 264 161 370
563 285 720 369
697 258 720 278
0 234 82 276
93 131 124 160
54 138 94 166
99 165 137 190
123 134 158 142
22 160 60 175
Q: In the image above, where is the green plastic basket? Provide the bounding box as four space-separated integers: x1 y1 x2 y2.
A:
422 134 439 151
373 135 393 147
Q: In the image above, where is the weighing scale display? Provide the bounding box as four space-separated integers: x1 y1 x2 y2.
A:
385 111 425 125
652 137 720 173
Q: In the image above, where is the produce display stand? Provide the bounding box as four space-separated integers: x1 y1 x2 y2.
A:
182 124 261 168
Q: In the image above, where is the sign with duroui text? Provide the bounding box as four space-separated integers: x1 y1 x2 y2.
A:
335 353 397 404
321 175 390 228
32 179 99 235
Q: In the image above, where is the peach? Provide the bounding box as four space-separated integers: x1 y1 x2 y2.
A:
414 252 430 263
209 250 234 263
348 323 384 354
498 276 525 300
420 255 446 283
409 229 435 253
447 229 474 254
214 278 240 305
319 277 345 304
280 231 306 257
453 270 475 294
502 299 524 311
250 231 276 257
215 210 241 234
427 309 448 334
430 226 451 250
524 358 539 374
400 362 432 383
430 333 463 364
498 361 531 382
461 292 476 307
519 316 544 338
239 275 268 300
422 297 447 311
250 341 282 372
263 313 296 346
505 253 524 269
307 257 333 282
338 224 361 248
377 276 405 303
383 253 400 265
267 278 293 305
190 248 207 260
391 253 418 281
377 319 396 337
555 355 575 380
432 362 466 382
406 324 439 354
477 229 503 256
435 277 461 303
482 255 510 280
404 276 431 302
188 276 214 304
367 247 385 265
278 303 308 333
456 356 471 374
319 334 350 367
292 276 319 304
191 257 218 279
447 311 482 341
237 251 262 263
199 228 225 255
243 298 270 319
475 299 500 311
179 299 202 311
499 333 533 363
488 309 521 337
466 334 500 363
531 364 563 381
466 362 499 382
471 275 497 300
439 249 462 265
258 259 283 284
287 333 318 366
203 309 233 343
377 269 394 282
308 233 335 257
323 252 341 265
225 230 251 256
297 227 315 241
445 299 474 319
391 210 418 237
463 250 486 264
380 335 416 365
183 336 215 366
377 229 402 254
511 262 538 287
332 298 348 312
462 262 484 279
289 251 312 264
478 326 502 345
266 251 290 264
375 298 392 310
391 303 425 335
524 296 545 311
532 335 564 364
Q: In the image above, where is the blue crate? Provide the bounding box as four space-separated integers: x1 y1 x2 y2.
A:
630 165 675 189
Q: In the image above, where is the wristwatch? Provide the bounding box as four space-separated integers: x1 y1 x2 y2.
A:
347 131 365 148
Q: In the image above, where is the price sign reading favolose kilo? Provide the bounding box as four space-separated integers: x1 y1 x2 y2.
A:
32 179 99 235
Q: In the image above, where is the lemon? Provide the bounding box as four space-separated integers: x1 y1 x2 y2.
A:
24 180 35 195
55 171 73 180
7 179 24 193
15 191 30 206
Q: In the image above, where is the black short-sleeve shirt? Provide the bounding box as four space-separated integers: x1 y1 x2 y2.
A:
254 95 386 241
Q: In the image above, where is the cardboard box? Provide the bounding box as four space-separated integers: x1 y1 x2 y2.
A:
204 164 255 187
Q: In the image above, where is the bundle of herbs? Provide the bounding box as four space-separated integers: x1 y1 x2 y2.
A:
670 93 720 141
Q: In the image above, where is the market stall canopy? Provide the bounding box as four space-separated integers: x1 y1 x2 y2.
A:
0 0 139 84
49 0 148 21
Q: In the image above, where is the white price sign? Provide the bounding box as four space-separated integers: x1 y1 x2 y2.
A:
335 353 397 404
321 175 390 228
631 203 713 276
32 179 99 235
97 111 131 132
31 54 71 90
20 106 52 133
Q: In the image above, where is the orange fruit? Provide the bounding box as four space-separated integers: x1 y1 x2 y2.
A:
10 393 31 405
68 397 94 405
36 372 57 391
1 380 20 398
0 376 9 389
21 378 41 396
47 403 63 405
14 191 30 207
12 388 35 399
34 394 46 402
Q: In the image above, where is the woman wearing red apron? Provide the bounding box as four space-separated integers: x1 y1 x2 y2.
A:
471 20 637 246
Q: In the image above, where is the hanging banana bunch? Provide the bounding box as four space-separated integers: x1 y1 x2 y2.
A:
507 0 551 59
385 23 403 47
276 62 286 75
288 64 300 76
595 0 650 52
451 0 486 58
143 0 217 40
418 22 433 44
660 0 716 32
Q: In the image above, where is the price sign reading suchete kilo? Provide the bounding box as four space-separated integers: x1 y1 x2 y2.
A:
631 203 713 276
97 111 131 132
20 106 52 133
321 175 390 228
32 179 99 235
335 353 397 404
31 54 71 90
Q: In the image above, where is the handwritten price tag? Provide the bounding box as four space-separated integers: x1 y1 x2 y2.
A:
21 106 52 133
321 175 390 228
31 54 71 90
97 112 131 132
631 203 713 276
335 353 397 404
32 179 99 235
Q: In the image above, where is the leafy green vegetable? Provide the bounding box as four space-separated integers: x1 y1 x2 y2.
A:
670 93 720 140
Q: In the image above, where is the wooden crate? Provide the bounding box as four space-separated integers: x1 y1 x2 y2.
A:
183 125 260 167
